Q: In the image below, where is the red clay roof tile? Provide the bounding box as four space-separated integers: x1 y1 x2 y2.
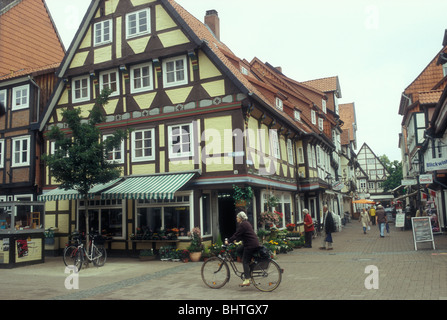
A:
0 0 64 80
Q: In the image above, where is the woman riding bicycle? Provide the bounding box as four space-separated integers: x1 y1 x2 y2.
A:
225 211 260 287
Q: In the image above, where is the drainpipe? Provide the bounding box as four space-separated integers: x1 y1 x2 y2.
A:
28 76 41 122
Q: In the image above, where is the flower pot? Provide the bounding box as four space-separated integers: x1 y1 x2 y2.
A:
189 251 202 262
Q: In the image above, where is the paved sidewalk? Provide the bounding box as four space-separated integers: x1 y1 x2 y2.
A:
1 221 447 300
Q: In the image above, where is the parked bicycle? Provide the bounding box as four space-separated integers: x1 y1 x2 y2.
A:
201 242 283 292
63 231 107 271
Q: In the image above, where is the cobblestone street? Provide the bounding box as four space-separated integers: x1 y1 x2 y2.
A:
1 221 447 303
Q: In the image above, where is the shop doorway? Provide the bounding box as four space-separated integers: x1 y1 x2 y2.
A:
218 193 236 239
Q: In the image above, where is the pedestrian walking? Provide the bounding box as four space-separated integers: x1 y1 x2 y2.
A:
359 208 370 234
375 205 387 238
303 209 314 248
319 205 336 250
369 206 376 225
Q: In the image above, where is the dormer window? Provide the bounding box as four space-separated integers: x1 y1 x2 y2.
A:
318 118 324 131
275 97 283 111
311 110 316 124
322 99 327 113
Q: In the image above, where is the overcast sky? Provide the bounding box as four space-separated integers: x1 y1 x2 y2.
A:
45 0 447 162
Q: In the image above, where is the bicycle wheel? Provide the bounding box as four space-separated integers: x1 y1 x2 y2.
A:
201 257 230 289
64 245 82 271
63 245 77 266
92 246 107 267
251 259 282 292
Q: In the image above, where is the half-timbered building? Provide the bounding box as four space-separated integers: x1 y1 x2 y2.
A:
0 0 65 266
356 143 391 204
38 0 313 253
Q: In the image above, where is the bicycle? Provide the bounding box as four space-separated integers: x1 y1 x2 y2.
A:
201 243 283 292
63 231 107 271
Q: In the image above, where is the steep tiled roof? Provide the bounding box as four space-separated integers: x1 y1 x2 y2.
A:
419 90 443 105
301 76 341 97
0 0 65 80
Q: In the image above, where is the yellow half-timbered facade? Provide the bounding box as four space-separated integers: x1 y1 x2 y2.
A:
39 0 351 254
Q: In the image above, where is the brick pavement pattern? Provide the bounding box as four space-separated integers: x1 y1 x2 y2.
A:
1 221 447 300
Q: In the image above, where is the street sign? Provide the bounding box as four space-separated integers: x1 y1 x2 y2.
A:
401 179 417 186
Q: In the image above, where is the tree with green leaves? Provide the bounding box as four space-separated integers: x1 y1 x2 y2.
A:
379 155 403 193
43 89 128 244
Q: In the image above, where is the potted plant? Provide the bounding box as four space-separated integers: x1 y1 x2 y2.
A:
180 249 190 262
44 228 55 245
139 249 156 261
232 185 254 207
187 227 203 262
286 223 296 232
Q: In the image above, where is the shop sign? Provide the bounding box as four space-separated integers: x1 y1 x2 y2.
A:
419 174 433 184
425 158 447 172
332 181 344 191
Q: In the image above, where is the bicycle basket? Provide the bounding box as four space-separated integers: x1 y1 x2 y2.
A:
94 235 106 245
252 258 270 271
255 246 271 260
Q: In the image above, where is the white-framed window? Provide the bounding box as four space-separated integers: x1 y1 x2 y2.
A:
12 85 29 110
368 182 375 190
0 139 4 169
103 134 125 164
168 123 193 158
12 135 30 167
130 62 153 93
94 19 112 46
287 139 294 165
322 99 327 113
100 69 120 96
316 145 322 166
72 76 90 103
297 147 304 164
270 130 280 159
318 117 324 131
275 97 283 111
0 89 6 108
163 56 188 88
126 8 150 39
311 110 316 124
131 129 155 162
294 110 301 121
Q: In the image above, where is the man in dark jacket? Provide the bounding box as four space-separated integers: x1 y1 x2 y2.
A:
375 205 387 238
226 211 260 287
320 205 336 250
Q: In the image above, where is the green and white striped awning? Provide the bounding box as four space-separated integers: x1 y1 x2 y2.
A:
38 179 122 202
101 172 196 200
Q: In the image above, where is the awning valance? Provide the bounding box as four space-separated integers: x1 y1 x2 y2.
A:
38 179 121 202
101 172 196 200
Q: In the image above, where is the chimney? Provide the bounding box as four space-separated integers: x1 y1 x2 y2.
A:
205 10 220 41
